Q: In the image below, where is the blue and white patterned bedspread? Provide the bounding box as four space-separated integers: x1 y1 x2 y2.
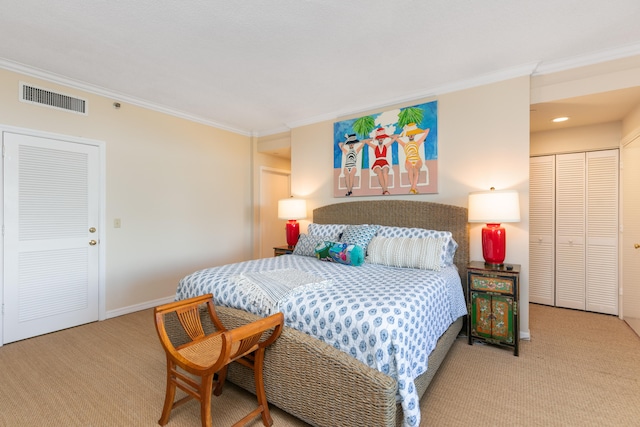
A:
176 255 467 427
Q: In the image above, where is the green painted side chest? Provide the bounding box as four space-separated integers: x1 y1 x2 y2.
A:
467 261 520 356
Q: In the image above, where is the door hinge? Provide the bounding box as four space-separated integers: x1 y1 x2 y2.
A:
513 301 518 315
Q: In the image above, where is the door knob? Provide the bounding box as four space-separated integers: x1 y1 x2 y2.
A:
89 227 96 233
635 243 640 249
89 240 97 246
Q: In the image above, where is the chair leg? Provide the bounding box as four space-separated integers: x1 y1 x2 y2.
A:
213 365 228 396
158 360 177 426
200 373 214 427
253 349 273 427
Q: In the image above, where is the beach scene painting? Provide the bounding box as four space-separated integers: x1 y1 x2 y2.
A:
333 100 438 198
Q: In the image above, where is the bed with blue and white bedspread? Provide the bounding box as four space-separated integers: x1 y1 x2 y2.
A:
176 253 467 427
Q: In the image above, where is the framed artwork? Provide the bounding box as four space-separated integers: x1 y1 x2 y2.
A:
333 100 438 197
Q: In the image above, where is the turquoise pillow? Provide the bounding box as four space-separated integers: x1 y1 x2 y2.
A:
315 241 365 266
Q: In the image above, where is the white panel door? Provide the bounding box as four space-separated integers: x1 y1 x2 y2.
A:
585 150 618 315
529 155 555 305
555 152 586 310
3 132 100 343
623 138 640 334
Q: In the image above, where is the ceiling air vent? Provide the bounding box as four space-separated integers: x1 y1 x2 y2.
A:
19 82 87 115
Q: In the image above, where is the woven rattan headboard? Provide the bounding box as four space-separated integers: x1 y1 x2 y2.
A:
313 200 469 284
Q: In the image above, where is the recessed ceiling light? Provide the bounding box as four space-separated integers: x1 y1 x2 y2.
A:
552 116 569 123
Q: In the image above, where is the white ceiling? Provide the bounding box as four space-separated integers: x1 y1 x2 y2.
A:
2 1 640 136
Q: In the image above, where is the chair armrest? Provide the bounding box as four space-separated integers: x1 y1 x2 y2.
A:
224 312 284 361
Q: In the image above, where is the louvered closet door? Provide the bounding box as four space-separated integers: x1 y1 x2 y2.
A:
529 156 555 305
586 150 618 315
555 153 586 311
3 132 100 344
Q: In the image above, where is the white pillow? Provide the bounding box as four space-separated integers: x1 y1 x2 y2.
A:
366 236 446 271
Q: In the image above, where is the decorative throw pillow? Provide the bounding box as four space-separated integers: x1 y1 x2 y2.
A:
366 236 446 271
314 241 365 266
376 226 458 266
314 240 334 261
307 223 346 241
339 224 380 253
293 234 333 257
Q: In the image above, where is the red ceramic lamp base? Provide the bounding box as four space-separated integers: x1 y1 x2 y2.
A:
285 220 300 247
482 223 506 266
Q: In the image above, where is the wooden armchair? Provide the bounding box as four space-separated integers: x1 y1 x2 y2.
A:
154 294 284 427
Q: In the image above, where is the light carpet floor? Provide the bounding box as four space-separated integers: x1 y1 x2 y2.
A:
0 303 638 426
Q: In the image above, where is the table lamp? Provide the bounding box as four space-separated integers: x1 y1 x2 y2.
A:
468 188 520 266
278 197 307 247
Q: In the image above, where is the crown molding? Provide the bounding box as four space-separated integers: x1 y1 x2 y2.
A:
283 111 339 131
533 41 640 76
0 58 251 137
621 127 640 148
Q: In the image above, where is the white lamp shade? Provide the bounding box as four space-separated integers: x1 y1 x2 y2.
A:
278 198 307 220
468 190 520 223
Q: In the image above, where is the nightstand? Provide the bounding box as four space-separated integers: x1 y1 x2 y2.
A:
273 245 294 256
467 261 520 356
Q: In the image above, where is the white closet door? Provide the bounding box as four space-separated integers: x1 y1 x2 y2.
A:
3 132 100 344
555 153 586 310
586 150 618 315
529 155 555 305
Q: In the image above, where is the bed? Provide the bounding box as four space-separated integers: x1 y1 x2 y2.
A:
172 200 469 427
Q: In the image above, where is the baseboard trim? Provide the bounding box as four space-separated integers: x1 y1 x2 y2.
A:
105 295 174 319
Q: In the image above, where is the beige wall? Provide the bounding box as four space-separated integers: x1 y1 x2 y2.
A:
0 68 252 314
252 134 291 258
530 122 622 156
531 55 640 104
290 77 532 336
623 102 640 141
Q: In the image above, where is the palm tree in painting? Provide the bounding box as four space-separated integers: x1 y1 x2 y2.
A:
397 106 424 129
352 115 375 139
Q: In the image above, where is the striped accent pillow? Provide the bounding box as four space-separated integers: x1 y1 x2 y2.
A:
376 226 458 267
366 236 446 271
